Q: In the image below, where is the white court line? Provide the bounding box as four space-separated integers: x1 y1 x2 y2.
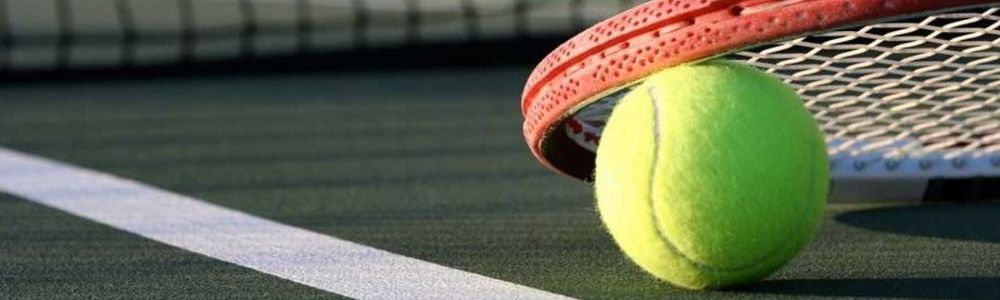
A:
0 147 573 300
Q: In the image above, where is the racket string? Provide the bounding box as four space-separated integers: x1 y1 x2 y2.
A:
736 6 1000 162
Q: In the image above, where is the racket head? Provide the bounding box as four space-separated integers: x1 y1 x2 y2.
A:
521 0 1000 183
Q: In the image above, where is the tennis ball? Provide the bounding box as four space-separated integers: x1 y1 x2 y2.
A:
594 60 828 290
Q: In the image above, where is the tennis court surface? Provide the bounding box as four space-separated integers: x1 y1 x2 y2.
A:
1 69 998 299
2 1 1000 299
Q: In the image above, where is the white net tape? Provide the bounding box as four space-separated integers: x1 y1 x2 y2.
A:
569 5 1000 179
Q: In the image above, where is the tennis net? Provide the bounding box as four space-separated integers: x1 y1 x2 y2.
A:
0 0 641 71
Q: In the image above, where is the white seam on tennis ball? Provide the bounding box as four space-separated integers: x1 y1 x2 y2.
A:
645 84 818 273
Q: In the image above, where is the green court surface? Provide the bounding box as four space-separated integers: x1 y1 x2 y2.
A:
1 69 999 299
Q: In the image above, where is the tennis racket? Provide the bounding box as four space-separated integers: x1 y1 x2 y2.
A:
521 0 1000 202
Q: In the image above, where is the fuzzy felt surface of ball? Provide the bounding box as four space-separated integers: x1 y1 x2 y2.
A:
594 60 829 290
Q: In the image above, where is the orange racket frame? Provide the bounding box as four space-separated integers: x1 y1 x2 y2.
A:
521 0 997 180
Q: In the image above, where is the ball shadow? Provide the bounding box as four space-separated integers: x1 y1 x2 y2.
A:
835 202 1000 243
740 277 1000 299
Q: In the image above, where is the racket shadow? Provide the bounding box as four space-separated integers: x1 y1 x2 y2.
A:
740 277 1000 299
834 202 1000 243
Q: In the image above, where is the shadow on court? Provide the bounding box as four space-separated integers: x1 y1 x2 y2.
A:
741 277 1000 299
835 202 1000 243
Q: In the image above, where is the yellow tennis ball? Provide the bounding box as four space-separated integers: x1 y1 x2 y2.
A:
594 60 829 290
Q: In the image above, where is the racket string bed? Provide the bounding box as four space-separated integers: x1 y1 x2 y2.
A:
734 6 1000 178
557 4 1000 181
